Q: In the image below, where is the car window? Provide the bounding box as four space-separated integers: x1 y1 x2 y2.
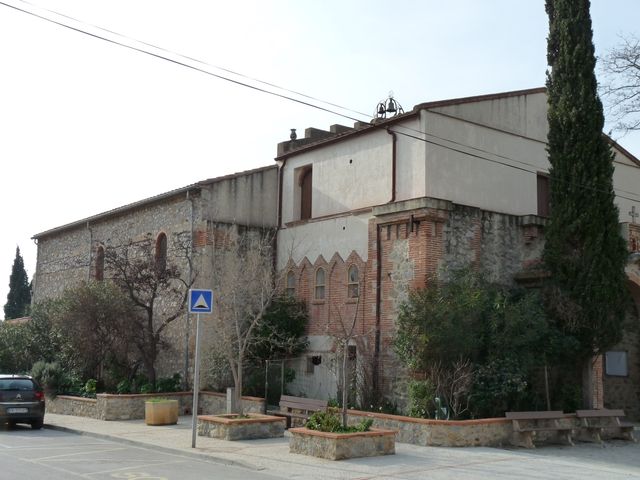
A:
0 379 35 391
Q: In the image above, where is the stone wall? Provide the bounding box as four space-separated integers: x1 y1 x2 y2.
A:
47 392 265 421
97 392 194 421
46 395 98 418
348 410 512 447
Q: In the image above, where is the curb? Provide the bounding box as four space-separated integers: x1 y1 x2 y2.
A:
44 423 259 471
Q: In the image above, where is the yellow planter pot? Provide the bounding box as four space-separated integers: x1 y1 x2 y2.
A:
145 400 179 426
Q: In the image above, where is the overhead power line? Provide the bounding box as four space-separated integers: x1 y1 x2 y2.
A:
1 0 639 206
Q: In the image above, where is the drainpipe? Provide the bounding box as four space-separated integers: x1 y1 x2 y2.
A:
87 221 93 281
373 223 382 395
277 161 284 229
387 128 397 203
373 129 397 395
184 190 195 390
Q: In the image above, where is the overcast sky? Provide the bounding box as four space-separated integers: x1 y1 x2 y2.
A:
1 0 639 319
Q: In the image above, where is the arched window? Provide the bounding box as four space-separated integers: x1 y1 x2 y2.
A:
155 232 167 273
286 270 296 297
95 246 104 281
347 265 359 298
300 167 312 220
315 267 325 300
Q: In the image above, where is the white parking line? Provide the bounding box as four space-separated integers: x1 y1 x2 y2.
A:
32 446 127 461
85 459 189 477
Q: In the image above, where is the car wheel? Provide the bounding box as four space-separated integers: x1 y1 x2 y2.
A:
31 419 43 430
7 421 16 430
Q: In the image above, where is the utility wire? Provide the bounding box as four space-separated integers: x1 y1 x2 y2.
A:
2 0 640 206
0 0 365 124
13 0 375 121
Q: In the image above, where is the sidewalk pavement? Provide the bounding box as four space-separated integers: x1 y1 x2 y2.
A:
44 413 640 479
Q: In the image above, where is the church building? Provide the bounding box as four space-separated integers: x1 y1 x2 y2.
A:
31 87 640 418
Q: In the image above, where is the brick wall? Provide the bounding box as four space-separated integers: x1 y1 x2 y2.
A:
283 200 552 405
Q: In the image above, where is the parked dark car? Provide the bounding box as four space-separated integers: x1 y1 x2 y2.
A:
0 375 45 429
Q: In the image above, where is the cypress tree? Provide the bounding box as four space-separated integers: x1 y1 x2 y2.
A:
544 0 628 357
4 247 31 320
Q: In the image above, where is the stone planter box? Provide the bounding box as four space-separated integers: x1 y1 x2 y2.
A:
198 413 285 440
289 427 396 460
145 399 179 426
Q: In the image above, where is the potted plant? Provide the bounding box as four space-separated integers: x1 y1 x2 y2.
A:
289 408 396 460
144 398 179 426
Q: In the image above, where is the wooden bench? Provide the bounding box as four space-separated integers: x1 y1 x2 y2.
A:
506 411 574 449
575 409 636 443
267 395 327 428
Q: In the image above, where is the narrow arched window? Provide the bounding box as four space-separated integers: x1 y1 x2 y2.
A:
348 265 359 298
155 232 168 273
95 246 104 281
300 167 312 220
315 268 325 300
286 270 296 297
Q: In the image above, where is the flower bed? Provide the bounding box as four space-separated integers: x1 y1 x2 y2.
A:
198 413 285 440
289 427 396 460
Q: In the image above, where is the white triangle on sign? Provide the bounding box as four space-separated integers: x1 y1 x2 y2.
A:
194 294 209 310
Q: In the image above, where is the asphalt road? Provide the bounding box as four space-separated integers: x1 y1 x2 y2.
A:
0 425 286 480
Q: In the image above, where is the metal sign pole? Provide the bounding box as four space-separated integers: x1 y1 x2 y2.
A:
191 312 202 448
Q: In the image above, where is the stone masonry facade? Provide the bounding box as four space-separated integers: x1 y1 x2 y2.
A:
33 166 279 387
284 196 549 405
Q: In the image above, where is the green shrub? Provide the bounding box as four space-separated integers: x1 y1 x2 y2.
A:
470 358 529 418
155 373 182 393
83 378 97 398
407 379 435 419
305 409 373 433
139 383 154 394
116 379 132 394
31 361 65 396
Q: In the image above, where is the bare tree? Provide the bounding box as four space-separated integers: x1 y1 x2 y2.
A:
600 34 640 133
326 267 367 428
208 226 280 412
427 358 473 420
105 233 194 387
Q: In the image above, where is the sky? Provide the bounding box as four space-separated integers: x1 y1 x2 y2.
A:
1 0 639 319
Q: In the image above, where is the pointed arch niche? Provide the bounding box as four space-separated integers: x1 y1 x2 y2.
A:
94 245 105 281
155 232 168 273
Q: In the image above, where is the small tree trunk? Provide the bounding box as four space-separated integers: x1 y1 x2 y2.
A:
342 342 348 428
235 355 243 414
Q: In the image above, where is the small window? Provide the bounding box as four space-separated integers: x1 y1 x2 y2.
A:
537 173 550 217
348 345 357 361
315 268 326 300
605 351 628 377
286 270 296 297
155 233 167 273
347 265 359 298
95 246 105 281
306 356 315 374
